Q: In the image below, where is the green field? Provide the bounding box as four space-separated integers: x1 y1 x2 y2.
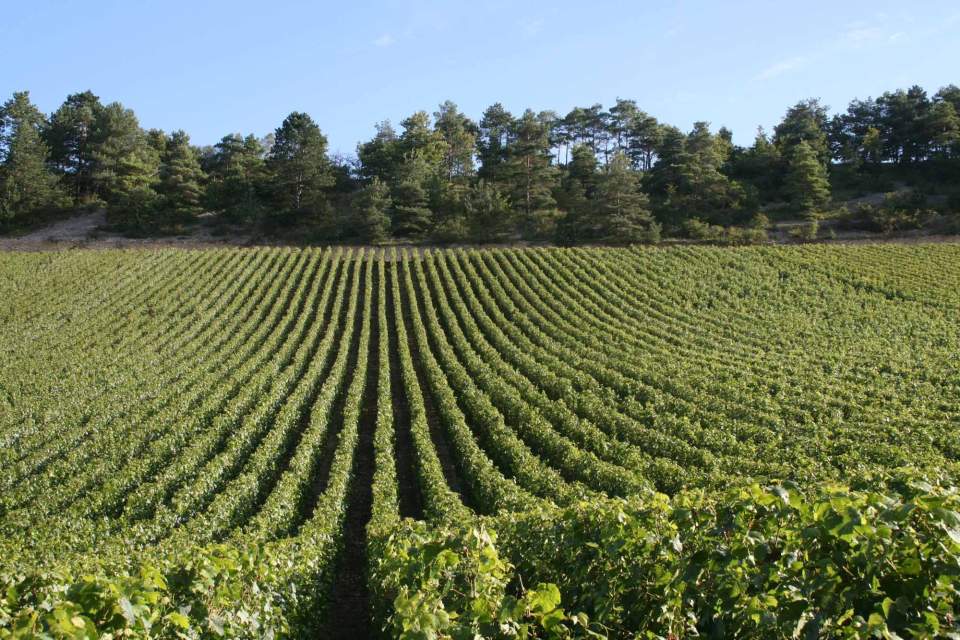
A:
1 244 959 639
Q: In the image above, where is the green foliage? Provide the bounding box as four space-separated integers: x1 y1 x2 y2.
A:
42 90 103 204
351 176 392 243
476 103 514 185
357 120 402 184
0 544 289 639
372 521 582 639
205 133 267 223
157 130 205 224
649 122 747 227
853 190 935 233
786 140 831 213
91 102 161 229
505 110 559 225
391 154 435 237
789 219 820 241
398 111 449 171
3 245 960 638
267 112 333 221
434 100 477 180
774 98 831 163
0 92 67 226
6 81 960 242
684 218 767 245
462 180 513 242
497 478 960 639
593 152 658 244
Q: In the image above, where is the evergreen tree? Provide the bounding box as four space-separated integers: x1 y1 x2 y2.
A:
391 154 433 236
555 145 598 243
267 112 332 220
926 101 960 157
352 176 391 242
785 140 831 214
89 102 160 227
206 133 266 221
504 109 558 235
875 87 929 163
463 180 512 242
0 92 66 226
146 128 168 158
158 130 205 223
476 103 514 184
862 127 884 165
433 101 477 179
357 121 400 183
593 152 658 243
608 99 639 155
727 126 781 202
43 90 103 203
773 99 830 163
649 122 746 227
398 111 447 169
626 112 662 171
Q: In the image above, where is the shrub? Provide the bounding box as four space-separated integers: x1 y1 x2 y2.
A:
789 220 819 241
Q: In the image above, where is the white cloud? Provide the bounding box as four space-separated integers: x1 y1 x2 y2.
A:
373 34 395 48
755 56 808 81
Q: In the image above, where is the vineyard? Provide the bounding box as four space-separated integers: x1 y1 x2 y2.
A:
1 244 960 639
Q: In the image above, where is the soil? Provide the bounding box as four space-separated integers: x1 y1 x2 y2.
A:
0 211 255 251
321 262 378 640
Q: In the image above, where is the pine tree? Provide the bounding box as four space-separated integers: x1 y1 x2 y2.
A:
391 154 433 236
357 121 400 183
505 109 558 236
785 140 831 214
398 111 448 169
352 176 391 243
649 123 746 227
862 127 883 165
476 103 514 184
555 145 598 244
773 99 830 163
463 180 512 242
926 101 960 157
593 152 658 243
0 92 66 226
433 101 477 180
90 102 161 227
206 133 266 221
267 112 333 220
43 90 103 203
158 130 205 223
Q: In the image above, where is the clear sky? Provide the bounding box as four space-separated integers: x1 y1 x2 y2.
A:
3 0 958 154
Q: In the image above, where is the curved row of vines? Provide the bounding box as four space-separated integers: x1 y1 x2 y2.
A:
1 244 959 639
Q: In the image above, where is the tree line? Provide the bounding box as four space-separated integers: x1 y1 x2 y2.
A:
1 84 958 242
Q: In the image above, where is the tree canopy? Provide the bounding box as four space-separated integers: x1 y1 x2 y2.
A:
3 81 960 241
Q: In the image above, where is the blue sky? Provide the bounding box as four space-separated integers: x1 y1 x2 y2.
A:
2 0 958 154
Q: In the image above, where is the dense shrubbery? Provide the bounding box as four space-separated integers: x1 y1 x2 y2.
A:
380 478 960 639
8 478 955 639
0 545 289 639
684 216 768 244
849 191 937 233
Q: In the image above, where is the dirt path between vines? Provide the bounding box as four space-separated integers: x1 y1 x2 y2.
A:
321 262 378 639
